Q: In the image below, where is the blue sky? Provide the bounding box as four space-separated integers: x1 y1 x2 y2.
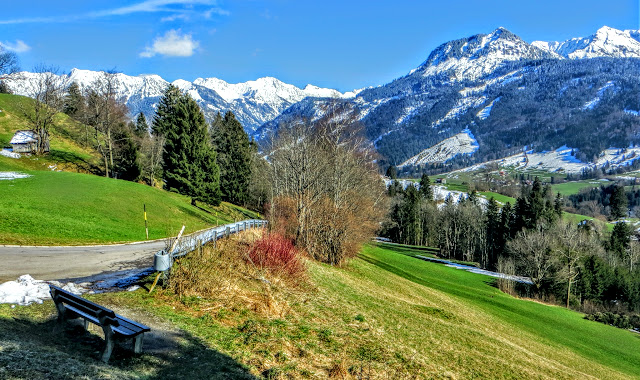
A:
1 0 638 92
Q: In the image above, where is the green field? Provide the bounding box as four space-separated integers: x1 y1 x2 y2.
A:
552 180 604 196
0 169 258 245
2 243 638 378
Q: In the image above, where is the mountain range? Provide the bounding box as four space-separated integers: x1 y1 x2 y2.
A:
6 25 640 171
6 69 353 133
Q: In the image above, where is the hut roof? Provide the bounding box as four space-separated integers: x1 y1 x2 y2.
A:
10 130 37 144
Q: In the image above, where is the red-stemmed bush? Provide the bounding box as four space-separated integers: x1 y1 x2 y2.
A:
247 233 305 278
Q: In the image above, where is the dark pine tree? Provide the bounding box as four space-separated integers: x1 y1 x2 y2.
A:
610 184 628 220
63 82 83 117
386 165 398 180
152 84 182 136
160 91 221 206
419 173 433 201
210 111 252 205
134 112 148 137
113 129 141 181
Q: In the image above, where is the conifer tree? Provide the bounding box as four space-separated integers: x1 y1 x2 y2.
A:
419 173 433 201
63 82 83 117
134 112 148 137
159 88 221 206
210 111 252 205
152 84 182 136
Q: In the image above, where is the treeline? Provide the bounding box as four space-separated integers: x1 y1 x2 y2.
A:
29 69 265 210
566 183 632 220
382 177 640 313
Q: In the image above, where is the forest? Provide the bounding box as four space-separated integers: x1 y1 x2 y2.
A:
382 175 640 327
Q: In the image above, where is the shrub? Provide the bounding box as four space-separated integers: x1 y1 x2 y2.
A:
247 233 305 278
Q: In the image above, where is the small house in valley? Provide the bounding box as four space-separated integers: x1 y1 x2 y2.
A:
9 130 47 154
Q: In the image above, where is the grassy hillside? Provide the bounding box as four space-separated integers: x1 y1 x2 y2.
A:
0 93 102 173
1 242 638 378
0 167 258 245
0 93 259 245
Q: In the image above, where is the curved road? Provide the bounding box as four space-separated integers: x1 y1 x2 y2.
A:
0 240 167 282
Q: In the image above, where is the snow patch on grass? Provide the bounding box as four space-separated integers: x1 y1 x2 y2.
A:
0 275 88 306
0 171 31 180
0 149 20 159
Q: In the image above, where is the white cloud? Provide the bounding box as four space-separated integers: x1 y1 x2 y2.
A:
140 30 199 58
0 40 30 53
0 1 228 24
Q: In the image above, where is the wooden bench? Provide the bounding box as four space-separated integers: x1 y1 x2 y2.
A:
49 285 150 363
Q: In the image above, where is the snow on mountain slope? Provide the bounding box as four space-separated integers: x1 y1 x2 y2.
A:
456 145 640 175
399 128 479 167
6 69 347 133
533 26 640 59
476 97 501 119
415 27 558 82
582 81 616 110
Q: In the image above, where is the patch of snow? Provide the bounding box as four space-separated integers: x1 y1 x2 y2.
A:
415 255 533 284
625 109 639 116
0 149 20 159
399 128 479 167
582 81 615 110
0 171 31 180
0 275 88 306
476 97 501 120
433 96 487 127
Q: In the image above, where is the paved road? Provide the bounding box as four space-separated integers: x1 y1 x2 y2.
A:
0 240 167 282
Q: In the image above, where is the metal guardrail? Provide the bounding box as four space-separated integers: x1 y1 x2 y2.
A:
153 219 267 271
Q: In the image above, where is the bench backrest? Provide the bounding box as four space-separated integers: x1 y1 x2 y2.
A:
49 285 119 327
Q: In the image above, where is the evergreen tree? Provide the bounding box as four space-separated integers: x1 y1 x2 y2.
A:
386 165 397 179
152 84 182 136
159 89 221 206
113 129 141 181
610 221 632 259
210 111 252 205
554 192 563 218
419 173 433 201
134 112 148 137
63 82 83 117
610 184 628 220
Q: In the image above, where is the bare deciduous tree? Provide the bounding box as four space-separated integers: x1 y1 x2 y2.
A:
554 221 602 308
20 65 64 155
269 102 387 265
82 71 129 177
508 225 555 296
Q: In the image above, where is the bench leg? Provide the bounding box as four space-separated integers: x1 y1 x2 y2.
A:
101 327 115 363
101 338 114 363
83 319 89 331
134 334 144 354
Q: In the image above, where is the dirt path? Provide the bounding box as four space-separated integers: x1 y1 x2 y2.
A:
0 240 166 282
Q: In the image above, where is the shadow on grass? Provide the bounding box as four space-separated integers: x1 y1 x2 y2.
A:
176 204 216 225
0 312 258 379
48 149 101 175
373 242 439 257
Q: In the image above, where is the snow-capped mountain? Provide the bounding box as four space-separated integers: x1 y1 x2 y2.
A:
532 26 640 59
6 68 350 132
415 27 559 82
259 25 640 172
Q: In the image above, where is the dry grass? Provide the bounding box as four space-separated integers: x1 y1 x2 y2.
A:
168 230 310 320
